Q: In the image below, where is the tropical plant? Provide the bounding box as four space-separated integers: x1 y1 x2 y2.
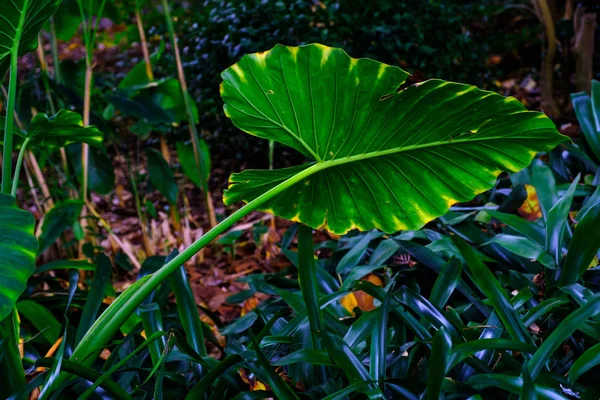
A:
24 43 563 397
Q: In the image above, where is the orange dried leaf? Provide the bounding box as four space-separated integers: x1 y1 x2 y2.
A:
518 184 542 221
239 368 269 391
241 296 261 316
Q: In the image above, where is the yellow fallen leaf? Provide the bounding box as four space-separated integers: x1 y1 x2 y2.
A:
518 184 542 221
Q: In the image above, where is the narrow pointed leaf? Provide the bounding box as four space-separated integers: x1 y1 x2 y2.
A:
558 202 600 286
467 374 567 400
429 256 462 308
528 294 600 379
482 234 555 269
545 175 580 263
567 342 600 383
75 254 113 345
272 349 333 366
221 44 566 234
0 194 37 322
427 327 452 400
452 236 532 344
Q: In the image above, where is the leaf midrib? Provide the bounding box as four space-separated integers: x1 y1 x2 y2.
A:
311 132 548 171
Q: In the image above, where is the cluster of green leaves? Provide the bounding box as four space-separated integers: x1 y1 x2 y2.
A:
1 0 599 397
11 41 600 400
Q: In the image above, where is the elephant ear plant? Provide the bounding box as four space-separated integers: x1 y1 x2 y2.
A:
60 43 566 383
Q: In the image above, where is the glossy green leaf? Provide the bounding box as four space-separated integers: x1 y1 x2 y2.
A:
368 238 401 266
0 0 62 80
297 224 324 363
545 175 579 263
558 202 600 286
221 43 565 235
75 254 112 345
169 264 207 358
337 231 383 274
568 342 600 383
176 140 211 193
521 363 538 400
16 300 60 345
528 294 600 379
322 332 377 389
449 339 536 369
429 256 462 308
18 110 103 149
250 338 300 400
427 327 452 400
38 200 84 253
0 194 38 322
138 303 166 367
146 148 178 204
452 236 532 344
487 210 545 245
577 183 600 223
522 297 569 327
532 160 559 222
37 357 132 400
482 234 555 269
370 283 392 390
188 356 243 399
398 240 488 315
468 374 567 400
79 331 168 400
397 286 460 339
272 349 333 366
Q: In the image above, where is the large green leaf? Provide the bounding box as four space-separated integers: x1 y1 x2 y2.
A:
221 44 566 234
0 194 38 322
0 0 62 80
18 109 103 148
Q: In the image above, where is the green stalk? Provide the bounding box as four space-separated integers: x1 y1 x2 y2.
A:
2 0 28 194
65 162 324 372
297 224 326 384
0 1 30 394
297 225 323 341
11 138 31 197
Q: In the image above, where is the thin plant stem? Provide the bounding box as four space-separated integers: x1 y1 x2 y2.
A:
160 0 217 228
66 162 325 372
2 5 27 194
135 1 154 81
0 2 30 392
81 64 92 200
49 17 62 84
11 138 31 197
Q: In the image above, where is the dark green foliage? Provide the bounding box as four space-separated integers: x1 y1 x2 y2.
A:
170 0 535 149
